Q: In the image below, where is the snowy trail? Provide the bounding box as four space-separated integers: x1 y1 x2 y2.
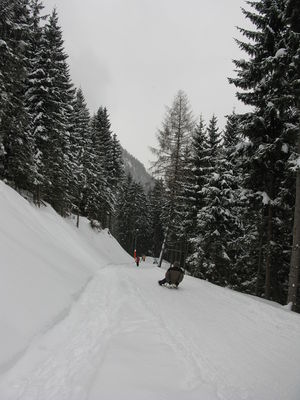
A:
1 262 300 400
0 263 213 400
0 266 118 400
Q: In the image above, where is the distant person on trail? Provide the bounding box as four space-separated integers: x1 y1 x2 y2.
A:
158 261 184 287
136 256 140 267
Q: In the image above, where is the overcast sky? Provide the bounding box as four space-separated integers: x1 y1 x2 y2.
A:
43 0 250 169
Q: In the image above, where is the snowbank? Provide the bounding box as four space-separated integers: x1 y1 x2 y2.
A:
0 180 131 370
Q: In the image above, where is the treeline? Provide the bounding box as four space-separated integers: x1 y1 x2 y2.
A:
151 0 300 310
0 0 123 225
0 0 163 257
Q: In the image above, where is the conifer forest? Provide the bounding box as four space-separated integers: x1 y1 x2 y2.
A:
1 0 300 311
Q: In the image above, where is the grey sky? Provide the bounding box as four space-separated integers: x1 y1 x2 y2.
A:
43 0 250 169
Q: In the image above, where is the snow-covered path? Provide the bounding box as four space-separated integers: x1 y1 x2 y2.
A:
1 261 300 400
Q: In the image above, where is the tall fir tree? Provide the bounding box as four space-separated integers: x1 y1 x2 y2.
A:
219 112 247 289
115 174 135 253
109 132 124 229
183 116 210 274
115 174 151 256
90 107 116 227
25 0 47 201
285 0 300 310
229 0 296 302
189 113 245 283
189 115 235 284
111 133 124 189
148 179 165 258
68 88 92 225
151 90 194 265
91 107 115 184
32 9 75 214
0 0 35 190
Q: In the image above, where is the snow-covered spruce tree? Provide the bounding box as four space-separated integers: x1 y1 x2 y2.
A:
134 183 152 255
0 0 35 190
108 133 124 232
90 107 116 227
223 111 240 148
68 88 93 226
111 133 124 189
172 144 194 267
189 113 245 286
151 90 194 265
187 116 208 231
91 107 115 184
206 114 221 162
115 174 134 253
177 116 208 273
190 115 237 285
24 0 47 203
285 0 300 311
32 9 74 215
84 164 109 229
111 134 124 189
148 179 165 258
115 174 152 256
229 0 296 302
218 112 249 290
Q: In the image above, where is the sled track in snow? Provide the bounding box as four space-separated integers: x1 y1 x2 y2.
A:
0 269 120 400
128 273 250 399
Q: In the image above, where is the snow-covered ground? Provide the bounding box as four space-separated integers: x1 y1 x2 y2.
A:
1 181 300 400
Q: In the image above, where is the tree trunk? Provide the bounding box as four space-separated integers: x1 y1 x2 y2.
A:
255 209 265 296
287 136 300 310
35 185 41 207
265 204 273 299
158 229 168 268
76 212 80 228
108 213 111 231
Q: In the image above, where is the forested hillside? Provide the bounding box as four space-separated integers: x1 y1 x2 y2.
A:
122 148 154 191
150 1 300 311
0 0 163 262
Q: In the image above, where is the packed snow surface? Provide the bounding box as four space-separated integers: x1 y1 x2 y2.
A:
1 181 300 399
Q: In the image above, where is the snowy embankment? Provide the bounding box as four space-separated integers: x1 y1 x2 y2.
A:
0 180 131 371
1 181 300 400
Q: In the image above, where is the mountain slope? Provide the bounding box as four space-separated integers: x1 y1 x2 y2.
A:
122 148 154 191
0 181 300 399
